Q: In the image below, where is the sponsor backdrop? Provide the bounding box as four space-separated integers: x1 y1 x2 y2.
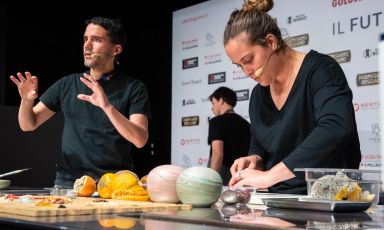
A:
172 0 383 171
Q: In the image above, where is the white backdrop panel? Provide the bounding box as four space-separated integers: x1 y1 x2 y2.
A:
172 0 383 170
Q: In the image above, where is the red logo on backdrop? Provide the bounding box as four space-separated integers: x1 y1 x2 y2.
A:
332 0 363 8
354 101 380 112
180 138 200 145
182 13 208 24
354 103 360 112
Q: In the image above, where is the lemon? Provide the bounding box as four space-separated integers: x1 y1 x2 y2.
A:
97 173 117 199
361 193 375 202
73 175 96 197
347 184 362 201
111 188 149 201
114 218 136 229
112 173 138 191
334 186 348 201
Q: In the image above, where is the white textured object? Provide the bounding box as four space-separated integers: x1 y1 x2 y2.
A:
310 172 352 199
147 165 183 203
176 167 223 207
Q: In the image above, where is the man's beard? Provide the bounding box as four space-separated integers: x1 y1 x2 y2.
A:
84 53 105 68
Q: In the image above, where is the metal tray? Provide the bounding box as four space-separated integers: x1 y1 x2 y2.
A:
264 207 372 222
262 198 372 213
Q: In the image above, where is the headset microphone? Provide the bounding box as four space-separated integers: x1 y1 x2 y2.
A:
91 53 103 61
254 51 274 78
254 65 265 78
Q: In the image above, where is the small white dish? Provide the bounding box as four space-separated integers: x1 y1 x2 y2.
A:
0 180 11 189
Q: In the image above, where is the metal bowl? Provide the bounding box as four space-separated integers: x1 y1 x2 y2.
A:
0 180 11 189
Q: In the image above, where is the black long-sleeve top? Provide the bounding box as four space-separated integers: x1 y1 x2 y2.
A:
249 50 361 194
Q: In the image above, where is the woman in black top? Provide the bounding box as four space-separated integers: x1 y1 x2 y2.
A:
225 0 361 194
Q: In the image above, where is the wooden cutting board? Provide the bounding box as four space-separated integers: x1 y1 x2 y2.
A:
0 196 192 217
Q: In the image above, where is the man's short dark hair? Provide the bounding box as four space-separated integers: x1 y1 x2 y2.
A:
85 17 127 48
209 86 237 107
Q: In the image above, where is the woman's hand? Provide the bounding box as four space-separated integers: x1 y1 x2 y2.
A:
229 168 273 188
230 155 262 176
229 162 295 189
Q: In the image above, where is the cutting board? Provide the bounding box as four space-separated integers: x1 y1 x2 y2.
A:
0 196 192 217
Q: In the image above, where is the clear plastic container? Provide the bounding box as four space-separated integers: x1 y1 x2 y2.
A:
295 168 381 205
49 188 77 198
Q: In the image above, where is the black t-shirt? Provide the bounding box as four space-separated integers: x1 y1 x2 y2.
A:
249 50 361 194
208 112 251 168
40 70 151 187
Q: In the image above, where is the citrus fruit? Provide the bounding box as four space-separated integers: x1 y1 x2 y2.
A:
334 186 348 201
362 194 375 202
347 184 362 201
111 188 149 201
112 173 138 191
97 173 117 199
113 218 136 229
128 184 145 191
139 175 148 188
115 170 139 180
73 175 96 197
361 191 375 202
98 218 114 227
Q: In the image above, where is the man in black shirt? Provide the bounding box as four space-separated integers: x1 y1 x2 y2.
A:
10 17 151 188
208 87 251 185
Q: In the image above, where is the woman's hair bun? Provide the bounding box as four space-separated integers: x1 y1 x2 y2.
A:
242 0 274 12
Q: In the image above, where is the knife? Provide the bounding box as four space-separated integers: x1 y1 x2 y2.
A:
0 168 31 178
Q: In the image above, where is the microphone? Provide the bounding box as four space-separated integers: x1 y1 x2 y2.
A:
254 51 274 78
91 53 103 61
91 53 117 64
